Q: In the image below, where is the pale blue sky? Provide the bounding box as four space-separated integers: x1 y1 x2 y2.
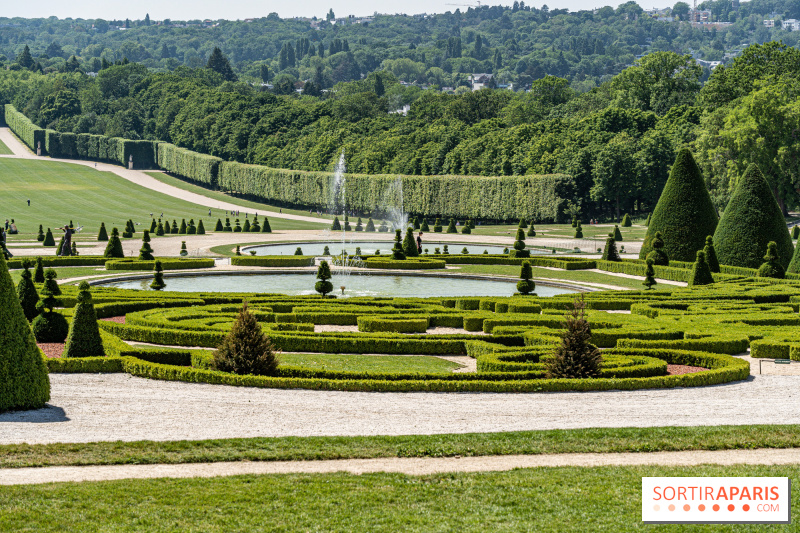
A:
3 0 672 21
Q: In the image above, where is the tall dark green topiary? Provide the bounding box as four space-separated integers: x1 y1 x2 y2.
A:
688 250 714 287
614 225 623 241
433 218 442 232
243 219 251 232
571 216 578 228
262 217 271 232
104 227 124 258
517 261 536 295
788 240 800 274
138 230 154 261
643 259 657 290
0 252 50 412
794 225 800 240
156 220 165 236
63 282 104 358
392 229 406 260
645 232 669 266
403 228 419 257
461 221 471 234
527 224 536 237
17 259 39 321
149 219 157 233
645 213 651 226
37 225 45 242
294 247 303 255
31 269 68 343
331 217 341 231
574 221 583 238
602 233 620 262
150 260 166 290
250 218 261 232
446 218 457 233
233 219 242 232
315 260 333 297
518 218 528 229
215 219 224 231
212 302 279 376
365 218 376 232
34 257 44 283
197 220 206 235
43 228 55 247
510 228 530 258
703 235 720 273
758 241 785 279
97 223 108 241
546 296 601 379
180 241 188 256
713 164 793 269
621 213 632 227
171 220 179 233
640 149 718 262
413 217 420 230
344 215 351 231
187 219 197 235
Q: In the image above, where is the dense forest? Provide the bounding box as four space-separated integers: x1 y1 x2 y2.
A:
1 3 800 220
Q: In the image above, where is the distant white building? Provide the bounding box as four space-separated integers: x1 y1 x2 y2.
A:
783 19 800 31
764 19 776 27
469 73 494 91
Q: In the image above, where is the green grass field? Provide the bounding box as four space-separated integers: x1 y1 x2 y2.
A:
280 353 460 374
0 137 12 155
2 465 798 531
0 159 326 242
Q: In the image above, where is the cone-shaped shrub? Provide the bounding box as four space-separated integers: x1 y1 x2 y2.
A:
149 219 157 233
713 164 793 269
212 302 279 376
574 222 583 238
413 217 420 230
215 219 223 232
511 228 530 258
171 220 179 233
392 229 406 260
433 218 442 232
703 235 720 273
97 223 108 241
17 259 39 321
138 231 154 260
43 228 55 247
243 219 251 232
443 245 449 255
332 217 341 231
788 241 800 274
156 220 165 236
546 296 601 379
103 228 124 258
613 225 623 241
344 216 352 231
643 258 657 290
187 220 196 235
262 217 271 233
519 218 528 229
640 149 718 262
365 218 375 232
446 218 457 233
527 224 536 237
150 260 166 290
31 269 68 343
233 219 242 232
758 241 785 279
315 260 333 297
235 246 241 256
180 241 188 256
63 282 104 358
461 247 469 254
461 222 471 234
403 228 419 257
645 213 651 226
602 233 620 261
222 218 231 232
794 226 800 240
71 242 78 256
355 218 363 232
689 250 714 287
646 232 669 266
34 257 44 283
420 219 430 232
517 261 536 295
378 220 388 232
571 216 578 228
250 218 260 232
36 225 44 242
622 213 632 227
294 247 303 255
0 252 50 412
197 220 206 235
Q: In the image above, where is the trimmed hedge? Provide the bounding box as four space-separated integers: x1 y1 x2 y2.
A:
7 256 108 269
358 317 428 333
158 143 222 186
45 130 158 169
104 258 215 271
4 104 44 153
230 256 315 267
365 258 446 270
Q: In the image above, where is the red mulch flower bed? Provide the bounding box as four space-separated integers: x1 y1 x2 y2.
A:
667 364 708 375
100 316 126 324
38 343 65 359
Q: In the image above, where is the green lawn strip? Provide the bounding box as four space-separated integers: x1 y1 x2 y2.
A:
8 266 140 285
281 353 460 374
3 425 800 469
145 171 333 224
1 465 798 531
0 136 12 155
447 264 651 290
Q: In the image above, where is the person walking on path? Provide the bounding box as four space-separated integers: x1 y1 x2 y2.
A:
417 232 423 254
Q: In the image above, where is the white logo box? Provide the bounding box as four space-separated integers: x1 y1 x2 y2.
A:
642 477 790 524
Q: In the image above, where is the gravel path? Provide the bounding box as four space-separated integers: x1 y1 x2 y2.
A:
1 373 798 445
4 448 800 485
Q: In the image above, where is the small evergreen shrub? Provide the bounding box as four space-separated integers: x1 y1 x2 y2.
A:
546 296 602 379
601 233 620 262
403 228 419 257
433 218 443 232
294 247 303 255
233 219 242 232
511 228 530 258
171 220 179 233
138 231 154 261
643 258 657 290
413 217 420 230
344 216 352 231
378 220 388 232
96 223 108 242
150 260 166 290
574 221 583 238
446 218 457 233
688 250 714 287
355 218 363 232
235 246 242 256
614 225 623 241
224 218 232 232
262 217 271 232
392 230 406 260
571 216 577 228
621 213 632 227
315 260 333 297
149 219 157 233
365 218 375 232
461 223 471 234
187 220 197 235
757 241 785 279
31 269 68 343
703 235 720 273
242 219 251 232
332 217 341 231
36 225 45 242
527 224 536 237
645 232 669 266
461 247 468 254
518 218 528 229
443 245 449 255
517 261 536 295
323 246 331 255
180 241 188 256
103 228 124 258
156 220 165 236
16 259 39 321
212 302 279 376
215 219 224 231
420 219 430 232
34 257 44 283
43 228 55 247
197 220 206 235
645 213 651 226
63 282 104 358
794 226 800 240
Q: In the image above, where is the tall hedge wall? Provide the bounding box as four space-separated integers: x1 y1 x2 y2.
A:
5 104 45 152
44 130 158 169
217 161 572 221
158 143 221 186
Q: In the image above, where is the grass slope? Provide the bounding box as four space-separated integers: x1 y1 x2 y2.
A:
0 137 12 155
0 159 325 240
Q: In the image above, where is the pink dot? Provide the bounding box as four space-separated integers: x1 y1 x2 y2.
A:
743 504 750 512
683 504 691 511
668 504 676 511
698 504 706 511
653 505 661 512
728 504 735 512
713 504 720 512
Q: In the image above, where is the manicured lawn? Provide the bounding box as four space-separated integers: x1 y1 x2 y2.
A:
7 266 142 285
280 353 460 374
1 465 799 531
449 264 659 290
3 425 800 469
0 137 12 155
0 159 324 243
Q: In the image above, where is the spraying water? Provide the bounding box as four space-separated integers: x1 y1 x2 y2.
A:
328 150 365 278
383 177 408 231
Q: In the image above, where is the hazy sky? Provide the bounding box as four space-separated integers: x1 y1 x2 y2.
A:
3 0 673 21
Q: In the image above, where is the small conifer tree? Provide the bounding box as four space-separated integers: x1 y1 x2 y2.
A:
233 219 242 232
34 257 45 283
646 232 669 266
149 219 157 233
355 217 363 232
344 216 352 231
403 228 419 257
643 258 657 290
614 225 623 241
461 222 472 234
602 233 621 262
215 219 224 231
138 231 154 260
187 219 197 235
31 269 68 342
688 250 714 286
180 241 188 256
43 228 55 247
71 242 78 256
392 229 406 260
17 259 39 321
546 296 602 379
703 235 720 273
212 302 279 376
235 246 241 256
63 282 104 358
621 213 632 227
434 218 443 232
574 221 583 238
378 220 388 232
104 228 124 258
332 216 341 230
443 245 449 255
511 228 530 258
37 225 45 242
243 219 251 232
156 220 165 236
197 220 206 235
413 217 420 230
446 218 457 233
150 260 166 290
97 222 108 241
171 220 179 233
365 218 375 232
758 241 785 279
262 217 272 232
461 247 469 254
519 218 528 229
645 213 651 226
315 260 334 297
294 247 303 255
517 261 536 295
527 224 536 237
794 226 800 240
420 219 430 232
323 245 331 255
571 216 578 228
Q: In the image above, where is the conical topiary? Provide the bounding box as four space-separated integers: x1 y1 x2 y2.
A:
365 218 376 232
215 219 224 232
149 219 157 233
262 217 271 232
344 216 351 231
614 225 623 241
446 218 457 233
517 261 536 295
793 226 800 240
17 259 39 321
138 230 154 261
787 240 800 274
355 218 363 232
150 260 166 290
527 224 536 237
713 164 793 269
602 233 620 262
413 217 420 230
104 227 124 258
621 213 632 227
511 228 530 258
156 220 165 236
392 229 406 260
43 228 55 247
643 258 657 290
34 257 44 283
97 223 108 241
37 225 45 242
212 302 279 376
421 219 430 232
63 281 104 358
703 235 720 273
574 221 583 239
461 221 471 234
315 260 333 297
433 218 442 232
197 220 206 235
645 213 651 226
243 219 251 232
31 269 68 343
518 218 528 229
640 148 718 262
331 217 341 231
688 250 714 287
0 252 50 412
187 219 197 235
758 241 785 279
403 228 419 257
645 232 669 266
180 241 188 256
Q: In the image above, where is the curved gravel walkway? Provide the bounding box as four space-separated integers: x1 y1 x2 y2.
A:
1 373 798 445
4 448 800 485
